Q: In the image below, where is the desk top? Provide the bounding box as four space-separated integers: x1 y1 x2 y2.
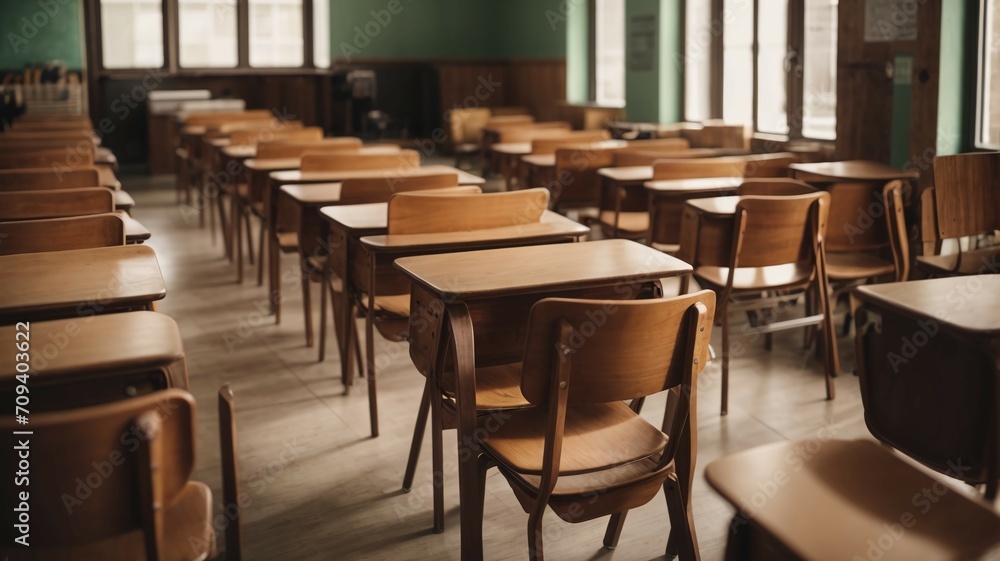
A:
119 212 151 242
363 211 588 251
114 190 135 211
244 157 301 172
280 183 343 206
270 165 484 186
98 166 120 190
854 276 1000 337
790 160 919 182
686 195 741 217
208 138 231 148
645 176 743 194
598 166 653 182
492 142 532 155
0 246 166 321
521 154 556 168
705 439 1000 561
0 311 182 378
320 203 386 233
222 144 256 159
396 239 691 299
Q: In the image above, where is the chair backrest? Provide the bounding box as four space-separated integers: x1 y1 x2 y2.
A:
497 122 573 143
932 151 1000 239
0 188 114 220
491 106 531 117
613 148 746 167
737 178 817 196
520 291 715 406
449 108 493 144
685 121 749 149
0 167 101 191
217 118 303 135
551 147 618 208
625 137 692 152
339 173 464 204
529 130 611 154
300 149 420 173
0 214 125 255
883 180 910 282
387 188 548 235
743 152 797 178
181 109 272 126
824 181 890 252
731 192 830 269
0 148 94 169
255 137 362 160
485 115 534 129
229 126 323 146
0 390 196 548
652 157 747 181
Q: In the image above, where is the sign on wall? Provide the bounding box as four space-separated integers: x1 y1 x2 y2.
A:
864 0 919 42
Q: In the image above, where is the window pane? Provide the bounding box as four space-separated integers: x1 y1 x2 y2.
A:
803 0 838 140
757 0 788 134
100 0 163 69
178 0 237 68
723 0 754 126
313 0 330 68
979 0 1000 147
249 0 304 68
595 0 626 106
685 0 713 122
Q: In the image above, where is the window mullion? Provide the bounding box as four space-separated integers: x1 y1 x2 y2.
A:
303 0 314 68
788 0 804 139
752 0 760 131
238 0 250 68
164 0 178 73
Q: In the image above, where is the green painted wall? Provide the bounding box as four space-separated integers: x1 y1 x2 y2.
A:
0 0 83 70
657 0 682 123
936 0 967 155
564 0 589 103
330 0 567 61
623 0 682 122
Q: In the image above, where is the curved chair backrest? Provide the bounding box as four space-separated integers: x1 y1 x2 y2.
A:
742 153 797 178
256 137 361 160
0 187 114 220
551 147 617 209
0 214 125 255
0 167 101 191
182 109 272 126
737 178 817 196
932 151 1000 239
229 126 323 146
0 148 94 169
339 173 464 205
449 107 493 144
388 188 548 235
497 122 573 143
613 147 746 167
300 149 420 173
731 192 830 269
485 115 534 129
823 181 889 252
217 119 303 135
652 157 747 181
883 180 909 282
0 390 196 548
520 291 716 406
529 130 610 155
624 137 692 152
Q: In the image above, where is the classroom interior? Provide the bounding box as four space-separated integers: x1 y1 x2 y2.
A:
1 1 1000 560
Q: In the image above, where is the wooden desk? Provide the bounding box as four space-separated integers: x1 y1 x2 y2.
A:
119 211 151 243
678 195 741 268
852 276 1000 497
0 245 166 324
322 205 590 437
789 160 920 183
641 177 743 248
0 311 187 410
270 165 485 188
395 239 691 559
706 439 1000 561
113 190 135 213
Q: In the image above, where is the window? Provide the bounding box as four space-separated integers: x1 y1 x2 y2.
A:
178 0 238 68
683 0 838 140
594 0 626 106
94 0 328 71
100 0 164 69
977 0 1000 148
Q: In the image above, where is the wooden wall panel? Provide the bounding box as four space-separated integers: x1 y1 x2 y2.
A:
504 60 567 122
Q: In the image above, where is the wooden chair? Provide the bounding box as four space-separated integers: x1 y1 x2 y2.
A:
509 131 612 189
0 214 125 255
736 178 816 197
918 152 1000 276
228 126 323 146
684 121 749 150
0 167 101 190
827 181 909 335
268 150 421 326
477 291 716 561
313 174 468 355
218 385 243 561
601 157 748 241
0 147 94 170
448 107 492 169
0 390 218 560
0 187 113 220
706 439 1000 561
687 193 837 415
0 311 187 411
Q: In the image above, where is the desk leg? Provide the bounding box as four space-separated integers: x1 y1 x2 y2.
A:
446 304 483 561
366 280 379 437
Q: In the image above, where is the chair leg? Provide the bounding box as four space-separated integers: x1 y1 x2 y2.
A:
527 508 546 561
664 475 700 561
841 309 852 337
244 211 254 265
430 376 445 533
353 319 364 379
256 219 266 287
208 186 217 244
234 198 243 282
318 268 329 362
603 511 628 549
270 237 281 322
365 304 379 437
218 191 231 259
720 300 731 416
817 281 839 399
301 272 314 347
402 380 432 491
477 454 493 538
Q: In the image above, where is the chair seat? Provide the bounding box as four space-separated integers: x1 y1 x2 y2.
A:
276 231 298 252
598 210 649 235
651 241 680 254
695 263 814 291
513 455 667 498
917 247 1000 276
454 142 481 154
481 401 668 476
49 481 215 561
825 251 895 280
442 362 531 410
